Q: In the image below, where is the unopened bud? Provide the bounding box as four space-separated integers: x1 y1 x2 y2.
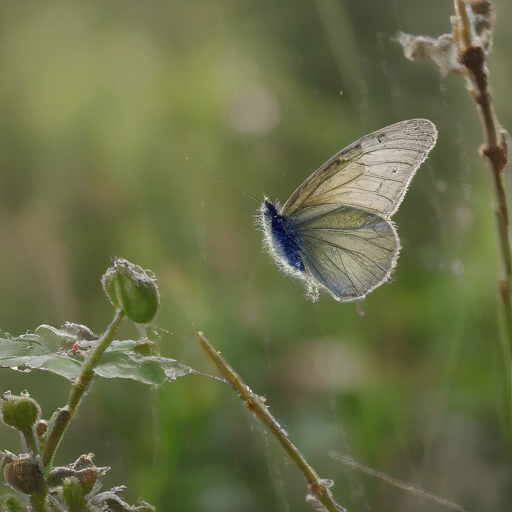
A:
36 420 48 438
102 257 160 324
63 476 87 511
1 393 41 432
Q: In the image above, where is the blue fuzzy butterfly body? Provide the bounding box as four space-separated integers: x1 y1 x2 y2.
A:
262 201 305 273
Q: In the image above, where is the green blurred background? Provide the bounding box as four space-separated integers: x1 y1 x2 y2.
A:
1 0 511 510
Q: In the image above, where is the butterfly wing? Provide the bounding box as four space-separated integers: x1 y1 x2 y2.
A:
281 119 437 218
291 204 398 301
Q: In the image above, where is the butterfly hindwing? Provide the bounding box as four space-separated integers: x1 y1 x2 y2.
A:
292 205 398 301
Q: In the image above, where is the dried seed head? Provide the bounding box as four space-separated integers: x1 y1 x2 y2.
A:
3 455 45 495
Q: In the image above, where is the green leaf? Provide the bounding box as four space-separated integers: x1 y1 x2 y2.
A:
0 325 82 380
94 350 193 385
0 325 195 385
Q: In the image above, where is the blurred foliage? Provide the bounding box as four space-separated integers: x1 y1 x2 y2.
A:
0 0 511 511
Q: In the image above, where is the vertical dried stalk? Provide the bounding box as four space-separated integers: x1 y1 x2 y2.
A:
396 0 511 444
452 1 511 354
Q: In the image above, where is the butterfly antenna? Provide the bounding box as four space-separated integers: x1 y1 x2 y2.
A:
215 11 266 200
183 157 261 203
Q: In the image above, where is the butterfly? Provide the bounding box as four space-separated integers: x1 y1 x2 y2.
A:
258 118 437 302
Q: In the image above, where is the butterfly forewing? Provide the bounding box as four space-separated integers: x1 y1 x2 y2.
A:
282 119 437 218
292 205 398 301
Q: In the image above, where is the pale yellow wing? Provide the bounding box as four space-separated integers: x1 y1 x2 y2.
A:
281 119 437 218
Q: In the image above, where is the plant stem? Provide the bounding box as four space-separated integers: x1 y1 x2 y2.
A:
21 427 39 456
30 490 48 512
42 310 125 467
453 0 472 50
453 0 512 442
198 331 345 512
453 1 511 348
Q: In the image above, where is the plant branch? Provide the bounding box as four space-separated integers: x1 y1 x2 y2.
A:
21 427 39 456
453 0 472 50
42 310 126 467
397 0 512 450
30 490 48 512
453 1 511 356
197 331 345 512
449 0 512 446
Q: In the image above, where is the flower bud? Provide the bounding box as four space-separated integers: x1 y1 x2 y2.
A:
1 393 41 432
36 420 48 438
102 256 160 324
63 476 87 511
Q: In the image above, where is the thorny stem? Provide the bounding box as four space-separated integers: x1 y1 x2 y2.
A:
198 331 345 512
454 0 512 354
42 310 126 467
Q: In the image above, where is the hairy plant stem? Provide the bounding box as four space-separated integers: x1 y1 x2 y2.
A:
30 490 48 512
21 427 39 456
42 310 126 468
198 331 345 512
